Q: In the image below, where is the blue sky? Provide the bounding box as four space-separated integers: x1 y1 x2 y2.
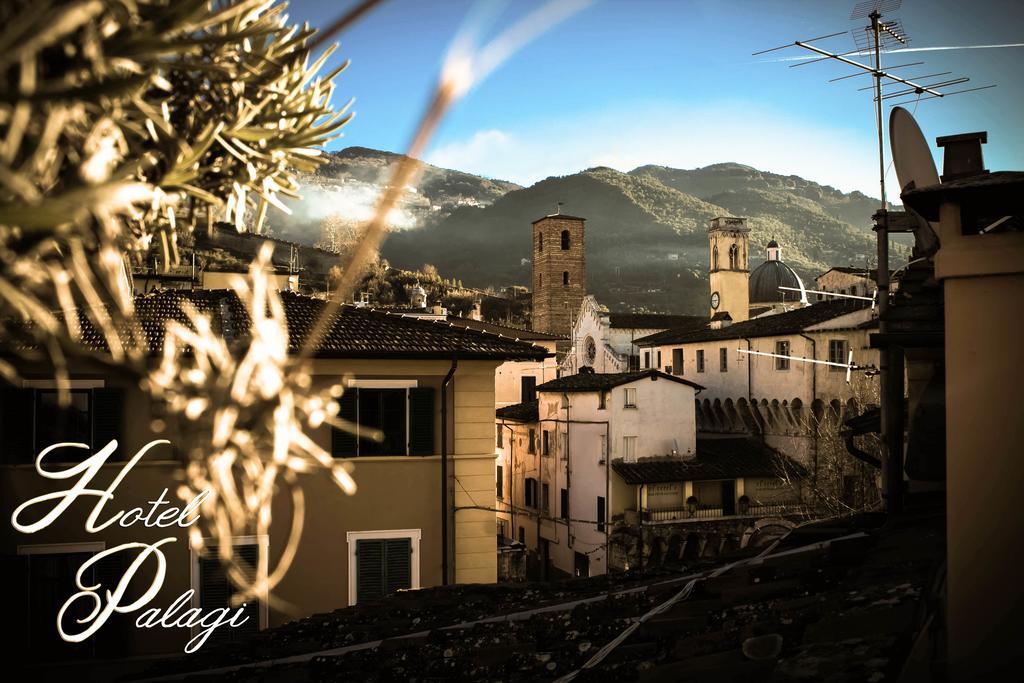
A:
288 0 1023 200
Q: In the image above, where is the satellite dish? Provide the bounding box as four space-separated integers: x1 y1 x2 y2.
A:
890 106 940 193
889 106 941 253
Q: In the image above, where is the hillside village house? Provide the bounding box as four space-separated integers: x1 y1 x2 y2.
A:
815 266 899 301
495 369 806 578
0 289 548 661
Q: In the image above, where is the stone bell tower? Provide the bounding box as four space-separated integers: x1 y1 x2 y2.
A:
532 212 586 340
708 216 750 322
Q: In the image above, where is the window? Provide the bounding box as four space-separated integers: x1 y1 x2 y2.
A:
196 540 264 641
656 350 662 369
628 354 640 371
623 435 637 462
775 341 791 370
542 483 550 512
562 271 570 286
713 245 719 270
331 386 435 457
561 229 570 250
598 390 607 409
597 496 606 532
521 376 537 403
496 424 503 448
542 430 550 456
525 478 538 507
623 387 637 408
729 243 739 270
643 351 651 369
347 530 419 606
538 232 543 252
496 465 503 498
697 349 706 373
560 488 569 521
720 347 728 372
17 543 126 660
672 349 683 375
518 526 526 544
829 339 848 370
528 428 536 454
1 384 124 464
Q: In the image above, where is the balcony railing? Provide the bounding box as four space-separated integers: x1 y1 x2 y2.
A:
639 502 804 523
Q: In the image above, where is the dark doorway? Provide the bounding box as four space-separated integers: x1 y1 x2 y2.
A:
574 551 590 578
721 480 737 516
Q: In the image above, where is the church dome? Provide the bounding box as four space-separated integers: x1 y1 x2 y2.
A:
749 241 806 304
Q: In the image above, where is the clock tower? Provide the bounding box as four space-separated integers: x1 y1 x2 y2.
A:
708 216 750 322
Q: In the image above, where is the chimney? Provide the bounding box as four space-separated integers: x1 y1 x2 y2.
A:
936 131 988 181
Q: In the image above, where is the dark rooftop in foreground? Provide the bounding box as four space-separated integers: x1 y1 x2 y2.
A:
612 437 806 483
71 290 551 361
536 369 705 393
636 298 872 346
132 498 945 683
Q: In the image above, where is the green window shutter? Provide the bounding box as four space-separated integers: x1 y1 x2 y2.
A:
356 539 385 603
331 389 358 457
356 537 413 603
408 388 435 456
199 544 260 644
384 538 412 594
92 387 123 455
1 385 34 464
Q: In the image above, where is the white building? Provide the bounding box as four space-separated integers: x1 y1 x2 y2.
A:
496 369 703 578
562 296 705 375
495 369 809 577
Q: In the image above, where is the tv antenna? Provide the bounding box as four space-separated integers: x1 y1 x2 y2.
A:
753 0 997 211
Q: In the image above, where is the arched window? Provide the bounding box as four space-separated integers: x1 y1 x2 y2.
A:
562 271 569 286
561 229 570 250
712 245 719 270
729 244 738 270
538 232 543 252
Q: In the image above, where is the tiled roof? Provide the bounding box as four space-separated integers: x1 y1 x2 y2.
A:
611 438 806 484
635 299 872 346
531 213 587 223
73 290 551 360
495 399 539 423
536 369 704 393
444 316 565 341
608 312 707 330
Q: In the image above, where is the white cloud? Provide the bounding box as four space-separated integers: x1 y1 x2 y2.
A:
424 100 905 199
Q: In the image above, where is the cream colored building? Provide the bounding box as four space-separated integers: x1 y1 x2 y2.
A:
0 289 549 662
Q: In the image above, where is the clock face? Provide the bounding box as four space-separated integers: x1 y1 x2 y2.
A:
710 292 721 310
584 336 597 365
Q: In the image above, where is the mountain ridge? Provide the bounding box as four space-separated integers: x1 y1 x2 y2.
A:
271 147 906 314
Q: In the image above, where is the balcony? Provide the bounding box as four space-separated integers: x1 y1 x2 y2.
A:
639 502 804 524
